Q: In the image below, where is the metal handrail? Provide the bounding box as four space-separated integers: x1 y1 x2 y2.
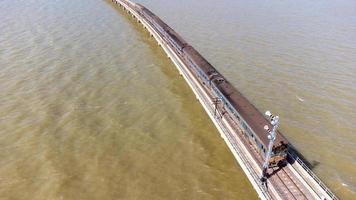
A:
288 151 339 200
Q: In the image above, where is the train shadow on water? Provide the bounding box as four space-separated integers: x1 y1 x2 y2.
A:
288 144 320 170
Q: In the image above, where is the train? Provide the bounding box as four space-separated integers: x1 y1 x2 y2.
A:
131 1 289 168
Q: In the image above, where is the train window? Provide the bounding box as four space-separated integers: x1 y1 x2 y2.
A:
235 114 240 121
246 127 253 137
242 122 248 131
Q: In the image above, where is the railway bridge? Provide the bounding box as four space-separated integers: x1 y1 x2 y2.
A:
111 0 339 199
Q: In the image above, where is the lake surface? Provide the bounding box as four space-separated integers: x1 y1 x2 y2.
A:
0 0 355 199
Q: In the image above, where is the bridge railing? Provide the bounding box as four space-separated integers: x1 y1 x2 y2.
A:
287 151 339 200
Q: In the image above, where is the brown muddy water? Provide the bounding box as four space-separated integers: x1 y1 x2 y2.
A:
0 0 355 199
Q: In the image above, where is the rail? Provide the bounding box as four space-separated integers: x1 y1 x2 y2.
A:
288 151 339 200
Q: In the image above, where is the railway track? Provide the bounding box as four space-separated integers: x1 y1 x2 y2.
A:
273 167 307 200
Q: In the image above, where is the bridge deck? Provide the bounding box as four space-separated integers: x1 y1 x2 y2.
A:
112 1 338 199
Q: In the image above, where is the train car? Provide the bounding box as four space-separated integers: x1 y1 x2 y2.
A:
135 4 167 34
135 4 188 53
165 29 187 52
214 80 289 167
182 46 223 84
180 41 289 167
